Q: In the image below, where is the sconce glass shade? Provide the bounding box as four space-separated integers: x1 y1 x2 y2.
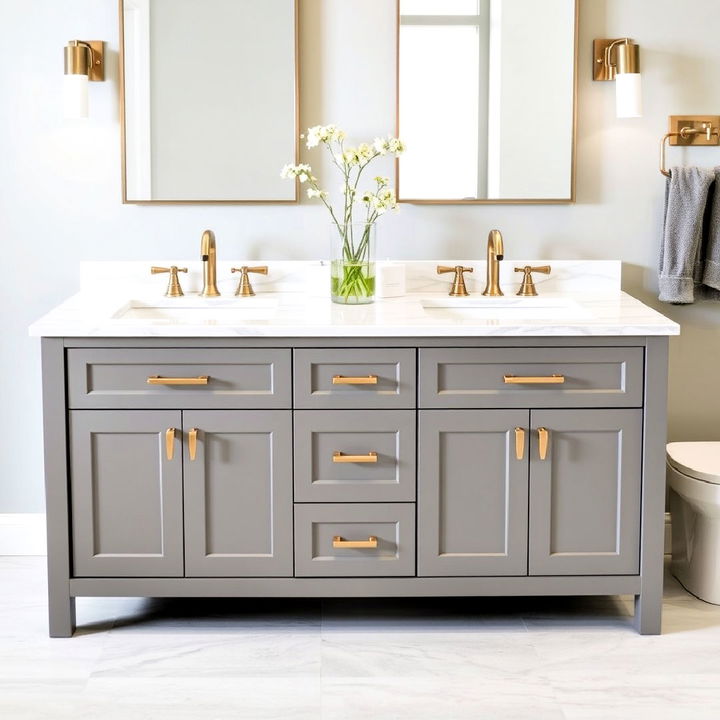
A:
616 72 642 118
63 73 89 119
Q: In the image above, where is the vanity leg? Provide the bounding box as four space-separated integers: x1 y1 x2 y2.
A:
42 338 75 638
634 337 670 636
48 583 76 638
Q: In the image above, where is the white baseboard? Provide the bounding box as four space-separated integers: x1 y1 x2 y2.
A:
0 514 47 556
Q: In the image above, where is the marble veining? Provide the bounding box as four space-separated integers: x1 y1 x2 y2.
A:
29 260 679 337
1 557 719 719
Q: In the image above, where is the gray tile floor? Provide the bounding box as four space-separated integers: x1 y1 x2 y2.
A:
1 557 719 719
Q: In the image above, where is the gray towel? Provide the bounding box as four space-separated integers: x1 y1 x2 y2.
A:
659 166 715 303
702 167 720 292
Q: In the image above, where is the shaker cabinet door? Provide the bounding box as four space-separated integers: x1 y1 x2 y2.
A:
69 410 184 577
529 409 643 576
183 410 293 577
418 410 530 576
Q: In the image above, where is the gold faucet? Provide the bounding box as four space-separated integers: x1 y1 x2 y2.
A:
437 265 473 296
151 265 187 297
482 229 504 296
199 229 220 297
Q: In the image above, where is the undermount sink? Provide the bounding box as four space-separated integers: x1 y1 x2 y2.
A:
420 296 590 321
112 297 279 323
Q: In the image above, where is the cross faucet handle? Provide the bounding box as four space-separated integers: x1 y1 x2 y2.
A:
437 265 474 297
151 265 188 297
514 265 551 296
231 266 269 297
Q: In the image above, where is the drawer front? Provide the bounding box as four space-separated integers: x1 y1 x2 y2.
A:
294 503 416 577
294 410 416 502
294 349 416 409
67 348 291 409
419 347 644 409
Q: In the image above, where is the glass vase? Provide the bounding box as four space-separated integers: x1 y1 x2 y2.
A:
330 222 376 305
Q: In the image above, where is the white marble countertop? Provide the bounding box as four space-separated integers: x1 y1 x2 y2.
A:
28 260 680 338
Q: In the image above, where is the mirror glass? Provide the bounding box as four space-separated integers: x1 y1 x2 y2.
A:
121 0 297 203
397 0 576 203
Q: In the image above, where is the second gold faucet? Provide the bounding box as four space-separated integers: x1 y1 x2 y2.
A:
483 229 504 296
200 229 220 297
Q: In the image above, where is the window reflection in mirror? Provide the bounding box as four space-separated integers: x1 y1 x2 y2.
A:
397 0 576 203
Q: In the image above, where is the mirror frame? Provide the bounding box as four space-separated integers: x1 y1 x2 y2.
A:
118 0 299 205
394 0 578 205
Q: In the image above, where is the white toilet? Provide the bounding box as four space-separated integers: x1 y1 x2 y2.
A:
667 442 720 604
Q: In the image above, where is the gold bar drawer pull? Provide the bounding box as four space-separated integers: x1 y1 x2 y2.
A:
332 451 378 463
332 375 378 385
333 536 378 549
147 375 209 386
503 374 565 385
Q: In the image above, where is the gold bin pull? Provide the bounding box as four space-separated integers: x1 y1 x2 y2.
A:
332 375 378 385
188 428 198 461
333 536 378 549
147 375 209 386
333 451 378 464
165 428 176 461
538 427 550 461
503 374 565 385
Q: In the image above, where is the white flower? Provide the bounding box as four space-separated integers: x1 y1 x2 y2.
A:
342 148 360 166
305 124 347 148
307 188 328 200
280 163 314 182
374 176 390 186
373 136 406 157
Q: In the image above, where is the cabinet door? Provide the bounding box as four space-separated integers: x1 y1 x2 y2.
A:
69 410 184 577
183 411 293 577
529 409 642 576
418 410 530 576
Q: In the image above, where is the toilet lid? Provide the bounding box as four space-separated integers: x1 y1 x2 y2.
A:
667 442 720 484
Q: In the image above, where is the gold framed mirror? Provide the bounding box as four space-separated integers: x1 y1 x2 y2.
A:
396 0 578 204
119 0 299 204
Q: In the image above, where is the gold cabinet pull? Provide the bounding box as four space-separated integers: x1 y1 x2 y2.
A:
333 536 378 549
188 428 198 461
503 374 565 385
332 451 378 463
332 375 378 385
514 427 525 460
538 427 549 460
147 375 209 386
165 428 176 461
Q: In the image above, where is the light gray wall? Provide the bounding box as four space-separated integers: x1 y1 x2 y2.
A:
0 0 718 512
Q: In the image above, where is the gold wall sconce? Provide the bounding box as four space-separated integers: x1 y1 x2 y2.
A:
63 40 105 119
593 38 642 118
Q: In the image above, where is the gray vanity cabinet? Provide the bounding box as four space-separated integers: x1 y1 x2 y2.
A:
528 409 643 576
43 336 670 636
183 410 293 577
69 410 184 577
418 410 530 576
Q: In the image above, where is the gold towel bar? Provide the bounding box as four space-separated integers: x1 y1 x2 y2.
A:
660 116 720 177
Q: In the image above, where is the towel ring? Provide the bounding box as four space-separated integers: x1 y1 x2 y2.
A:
660 125 719 177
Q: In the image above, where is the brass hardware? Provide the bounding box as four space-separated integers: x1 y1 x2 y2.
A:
482 229 504 296
514 427 525 461
200 230 220 297
151 266 188 297
188 428 198 461
147 375 209 385
437 265 473 297
64 40 104 81
165 428 176 461
231 266 269 297
333 451 378 464
514 265 551 297
332 375 378 385
659 116 720 177
593 38 638 82
504 374 565 385
332 536 378 549
538 427 549 461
